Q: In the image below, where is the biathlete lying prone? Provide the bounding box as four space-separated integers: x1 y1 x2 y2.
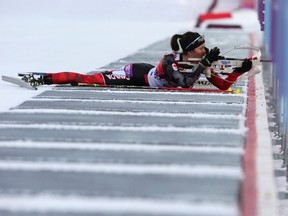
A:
26 31 253 90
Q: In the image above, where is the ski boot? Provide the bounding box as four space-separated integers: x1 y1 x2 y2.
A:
19 73 47 87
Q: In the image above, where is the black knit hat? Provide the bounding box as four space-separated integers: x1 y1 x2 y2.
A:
177 32 205 53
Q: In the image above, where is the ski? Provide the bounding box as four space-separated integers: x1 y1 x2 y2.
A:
2 72 46 90
2 75 38 90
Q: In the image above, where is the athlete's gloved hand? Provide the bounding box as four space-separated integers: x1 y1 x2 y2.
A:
204 47 223 59
201 47 220 67
234 59 252 73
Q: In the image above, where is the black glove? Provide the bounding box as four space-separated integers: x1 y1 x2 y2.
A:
234 59 253 73
204 47 223 59
201 47 220 67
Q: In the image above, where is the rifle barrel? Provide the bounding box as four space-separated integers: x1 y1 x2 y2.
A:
223 58 272 62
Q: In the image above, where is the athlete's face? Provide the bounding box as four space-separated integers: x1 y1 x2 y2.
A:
189 44 206 58
183 44 206 61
